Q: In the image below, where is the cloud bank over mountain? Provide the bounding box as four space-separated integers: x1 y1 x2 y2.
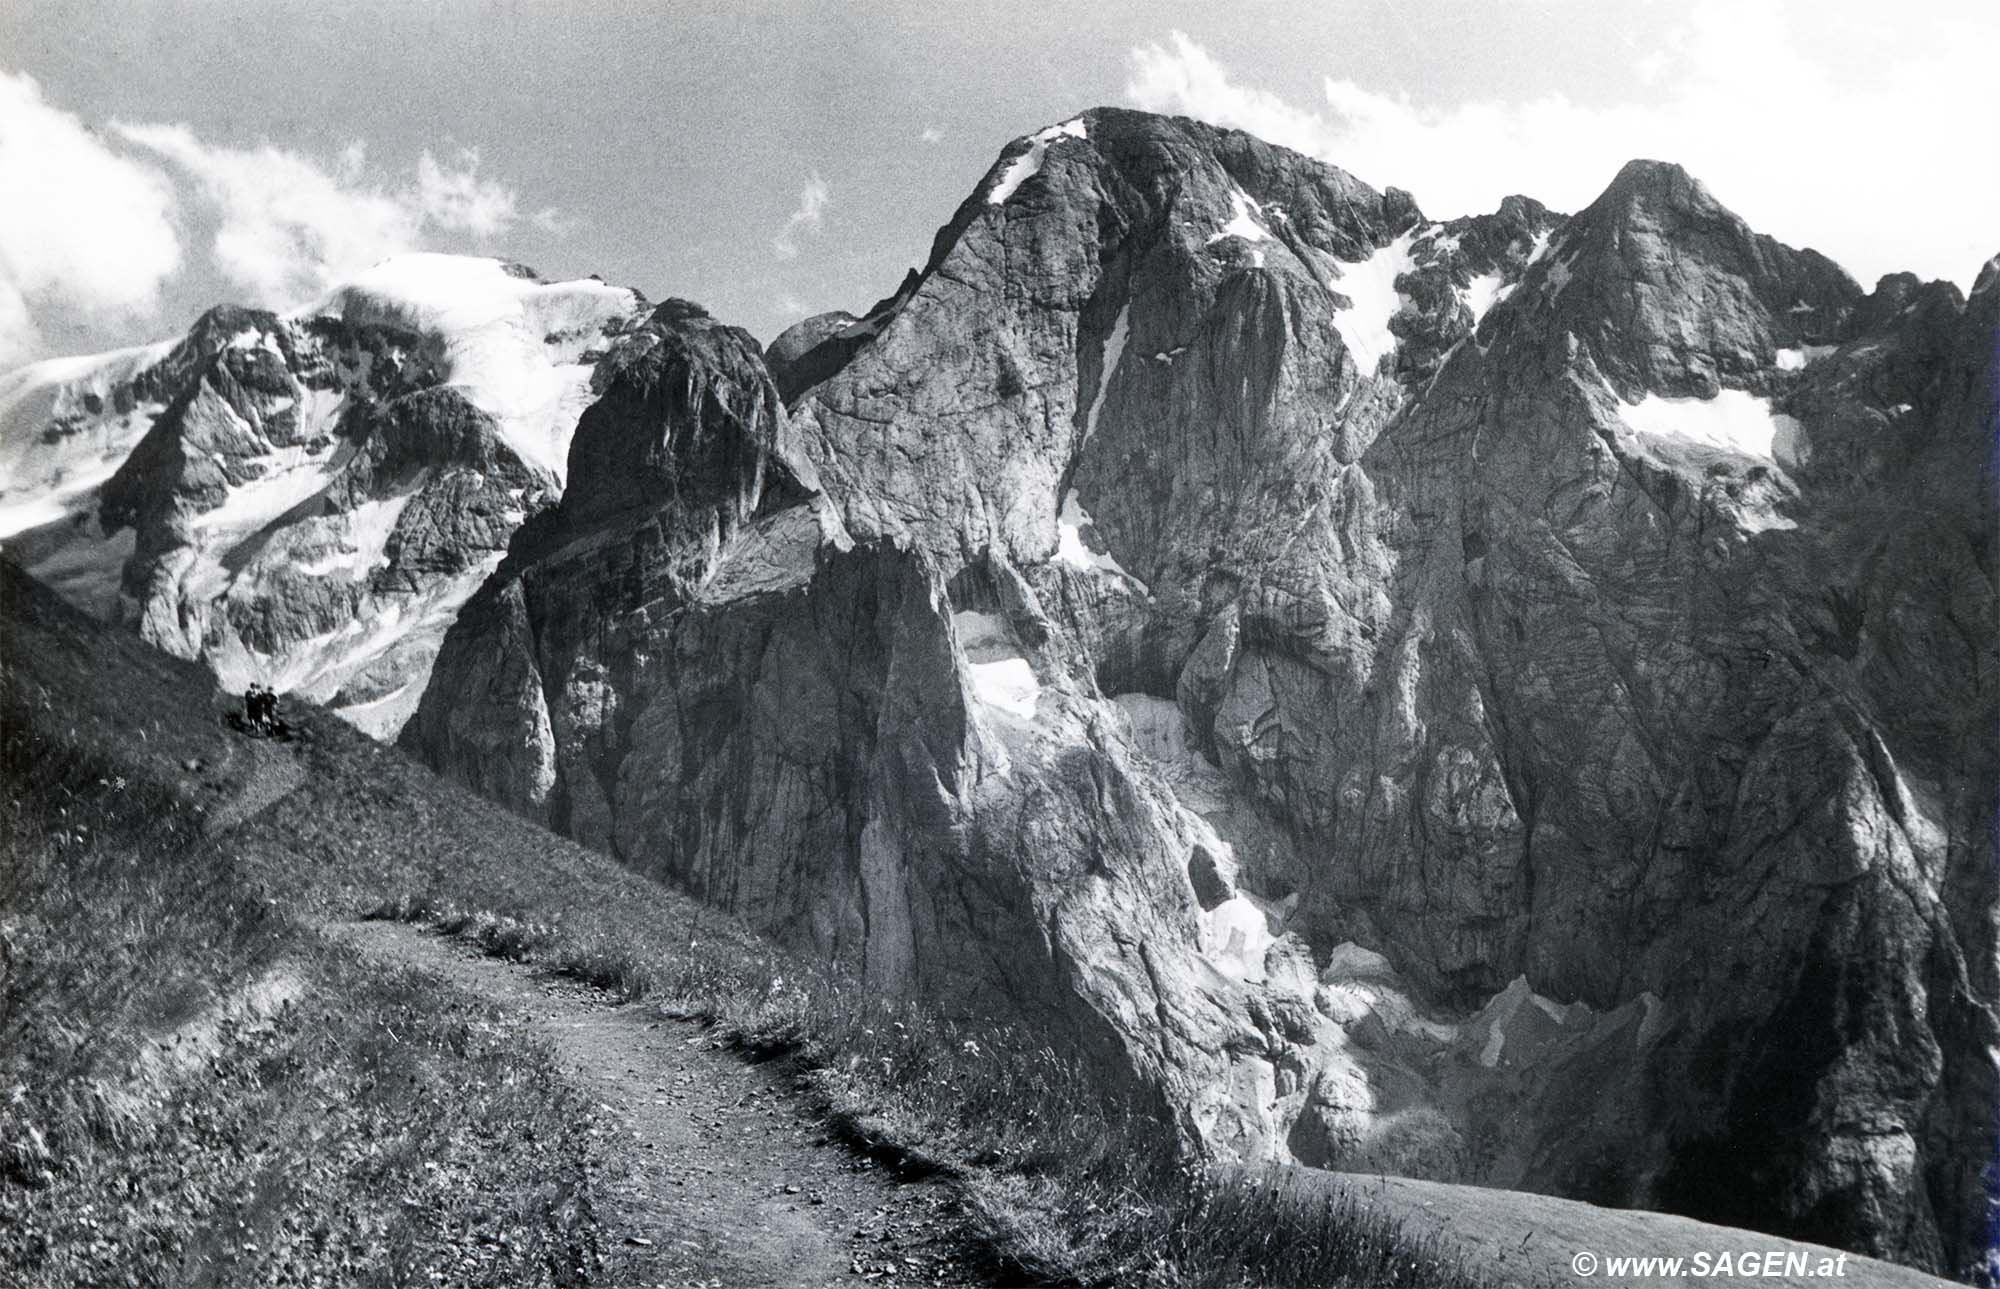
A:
0 73 181 367
1125 2 1997 291
0 69 554 366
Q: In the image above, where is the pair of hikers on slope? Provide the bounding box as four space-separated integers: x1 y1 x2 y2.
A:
243 683 282 734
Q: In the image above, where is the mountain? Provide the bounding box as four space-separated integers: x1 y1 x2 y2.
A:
4 107 1994 1277
0 255 646 735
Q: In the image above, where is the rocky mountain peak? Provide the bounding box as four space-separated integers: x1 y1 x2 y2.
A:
1512 157 1862 399
1590 156 1715 213
0 253 649 735
554 297 812 534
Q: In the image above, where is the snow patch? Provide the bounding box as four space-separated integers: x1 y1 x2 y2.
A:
1620 388 1788 461
1328 233 1416 376
1107 690 1302 985
1056 490 1146 590
295 491 413 577
1205 893 1277 980
1322 941 1395 979
1771 413 1809 470
333 681 422 740
1206 189 1271 246
1636 992 1665 1049
1530 995 1570 1023
1774 345 1836 371
1078 305 1129 444
1465 271 1510 324
986 118 1087 206
1473 976 1580 1069
953 610 1040 720
1111 693 1189 763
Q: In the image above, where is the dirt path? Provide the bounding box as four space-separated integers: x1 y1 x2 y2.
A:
197 722 989 1287
328 920 984 1289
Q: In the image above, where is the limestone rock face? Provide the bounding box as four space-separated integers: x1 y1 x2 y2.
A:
765 309 860 402
404 112 1996 1275
0 255 647 735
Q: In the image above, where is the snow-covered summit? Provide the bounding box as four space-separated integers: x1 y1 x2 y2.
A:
0 253 648 737
301 254 645 481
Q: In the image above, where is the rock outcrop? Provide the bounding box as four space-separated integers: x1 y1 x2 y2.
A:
0 255 646 734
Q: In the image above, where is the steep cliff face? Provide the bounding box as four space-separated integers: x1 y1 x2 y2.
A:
381 111 2000 1274
1329 162 1999 1267
0 256 646 734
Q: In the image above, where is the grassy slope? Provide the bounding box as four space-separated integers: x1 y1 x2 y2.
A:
0 568 597 1288
0 558 1488 1289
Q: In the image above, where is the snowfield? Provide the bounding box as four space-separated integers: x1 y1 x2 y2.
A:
1775 344 1837 371
1620 387 1788 461
0 340 175 539
953 610 1041 721
303 254 640 483
1328 233 1416 377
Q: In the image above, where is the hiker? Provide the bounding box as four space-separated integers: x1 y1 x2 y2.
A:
244 684 274 731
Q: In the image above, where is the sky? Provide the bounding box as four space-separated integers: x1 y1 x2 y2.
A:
1 0 1993 371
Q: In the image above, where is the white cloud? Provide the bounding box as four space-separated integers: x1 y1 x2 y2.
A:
771 174 830 261
0 72 182 367
415 147 518 237
117 124 537 307
531 206 580 236
1126 4 1998 289
920 126 945 145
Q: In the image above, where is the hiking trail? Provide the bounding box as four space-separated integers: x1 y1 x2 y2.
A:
327 922 982 1288
207 726 988 1288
